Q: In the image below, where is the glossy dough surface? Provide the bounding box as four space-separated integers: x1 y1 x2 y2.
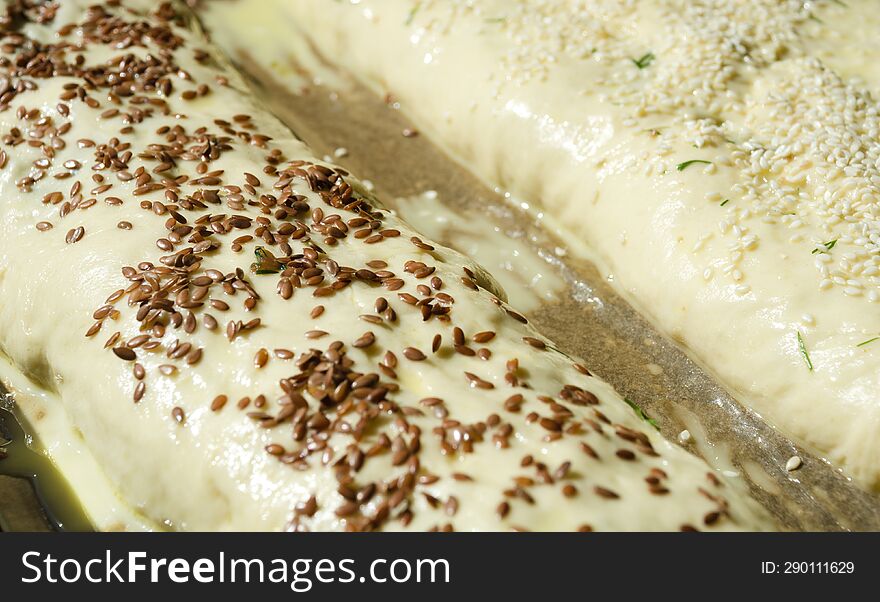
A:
233 0 880 489
0 0 770 530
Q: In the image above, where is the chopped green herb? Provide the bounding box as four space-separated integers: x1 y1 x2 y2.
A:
251 246 282 274
484 16 506 23
811 238 838 254
857 337 879 348
405 1 421 25
720 199 730 206
676 159 712 171
623 397 659 429
631 52 655 69
797 331 813 371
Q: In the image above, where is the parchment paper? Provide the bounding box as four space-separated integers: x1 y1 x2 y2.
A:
226 48 880 532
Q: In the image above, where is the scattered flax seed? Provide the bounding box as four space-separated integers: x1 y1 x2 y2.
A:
594 486 619 499
254 348 269 368
464 372 494 389
472 331 496 343
539 417 561 432
504 394 524 412
104 333 120 350
403 347 426 361
112 347 136 361
65 226 85 243
1 1 764 533
352 331 376 348
211 395 228 412
573 363 592 376
522 336 547 350
265 443 285 456
186 348 203 365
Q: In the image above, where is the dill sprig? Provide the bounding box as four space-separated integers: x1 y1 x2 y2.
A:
623 398 659 429
676 159 712 171
811 239 838 254
405 1 421 25
632 52 655 69
797 331 814 371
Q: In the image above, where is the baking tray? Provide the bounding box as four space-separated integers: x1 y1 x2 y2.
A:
2 5 879 531
0 399 91 532
218 44 880 531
